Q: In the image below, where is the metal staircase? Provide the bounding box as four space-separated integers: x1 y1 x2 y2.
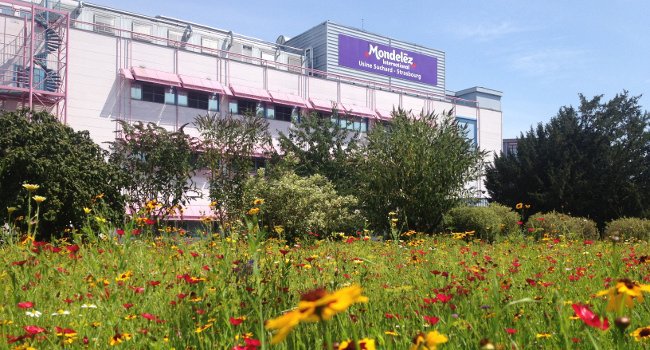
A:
32 12 62 92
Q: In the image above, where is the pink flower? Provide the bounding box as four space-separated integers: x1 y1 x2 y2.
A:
24 325 46 335
17 301 34 309
572 304 609 330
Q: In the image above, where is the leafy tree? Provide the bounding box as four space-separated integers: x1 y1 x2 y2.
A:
0 110 123 239
358 109 486 232
485 91 650 228
195 113 272 225
109 121 198 220
276 111 361 194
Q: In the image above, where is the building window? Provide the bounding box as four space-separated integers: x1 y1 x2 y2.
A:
132 82 221 111
133 83 165 103
208 95 219 112
132 22 152 42
130 82 142 100
94 14 115 35
331 115 368 133
13 65 45 89
202 37 220 55
274 105 295 122
187 91 209 110
252 157 266 171
456 117 477 146
177 90 188 106
168 30 183 48
234 99 264 117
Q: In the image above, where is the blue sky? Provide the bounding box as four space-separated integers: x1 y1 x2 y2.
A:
98 0 649 138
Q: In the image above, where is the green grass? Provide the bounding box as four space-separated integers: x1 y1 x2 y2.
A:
1 229 650 349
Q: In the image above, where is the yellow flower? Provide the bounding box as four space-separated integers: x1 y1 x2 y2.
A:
410 330 448 350
115 271 133 282
32 195 46 203
83 207 92 214
7 207 17 214
338 338 376 350
22 184 39 191
536 333 552 339
253 198 264 205
515 203 523 210
109 332 132 346
247 207 260 216
195 323 212 333
385 330 399 336
631 326 650 341
265 285 368 344
596 279 650 311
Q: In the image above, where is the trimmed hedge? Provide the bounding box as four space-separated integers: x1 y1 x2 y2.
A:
526 211 599 240
604 217 650 241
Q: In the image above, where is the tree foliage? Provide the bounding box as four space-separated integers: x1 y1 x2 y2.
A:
486 91 650 228
357 109 486 232
109 121 198 219
276 111 361 194
0 110 123 239
195 113 272 223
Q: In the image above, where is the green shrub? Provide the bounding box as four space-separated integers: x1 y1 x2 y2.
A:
244 170 363 241
489 203 521 236
526 211 599 240
443 206 502 241
0 110 123 240
604 217 650 241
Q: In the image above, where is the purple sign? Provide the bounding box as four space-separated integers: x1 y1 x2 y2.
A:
337 34 438 86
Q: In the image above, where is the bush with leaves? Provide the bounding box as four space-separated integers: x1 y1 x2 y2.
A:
526 211 599 240
0 110 123 239
358 109 486 232
244 170 363 241
604 217 650 241
443 206 503 241
489 203 522 236
109 121 198 220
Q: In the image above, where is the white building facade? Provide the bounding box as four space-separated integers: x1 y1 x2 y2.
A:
0 0 503 218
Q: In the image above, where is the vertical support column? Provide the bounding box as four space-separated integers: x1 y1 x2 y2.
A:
27 3 35 112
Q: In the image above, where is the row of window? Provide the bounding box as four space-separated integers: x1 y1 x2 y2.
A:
228 100 298 122
129 83 475 138
130 83 220 111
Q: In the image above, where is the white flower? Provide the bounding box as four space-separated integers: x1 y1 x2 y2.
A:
26 310 42 318
81 304 97 309
51 309 71 316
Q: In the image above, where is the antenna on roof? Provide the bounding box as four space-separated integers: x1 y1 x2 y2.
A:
361 18 364 31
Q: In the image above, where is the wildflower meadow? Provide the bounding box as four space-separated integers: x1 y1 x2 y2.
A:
2 190 650 349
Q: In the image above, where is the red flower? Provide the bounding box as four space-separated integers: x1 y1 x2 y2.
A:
572 304 609 330
116 229 125 236
17 301 34 309
66 244 80 253
141 313 157 321
229 317 245 326
436 294 452 303
123 303 134 309
24 325 46 335
423 315 440 325
505 328 517 334
148 280 160 287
